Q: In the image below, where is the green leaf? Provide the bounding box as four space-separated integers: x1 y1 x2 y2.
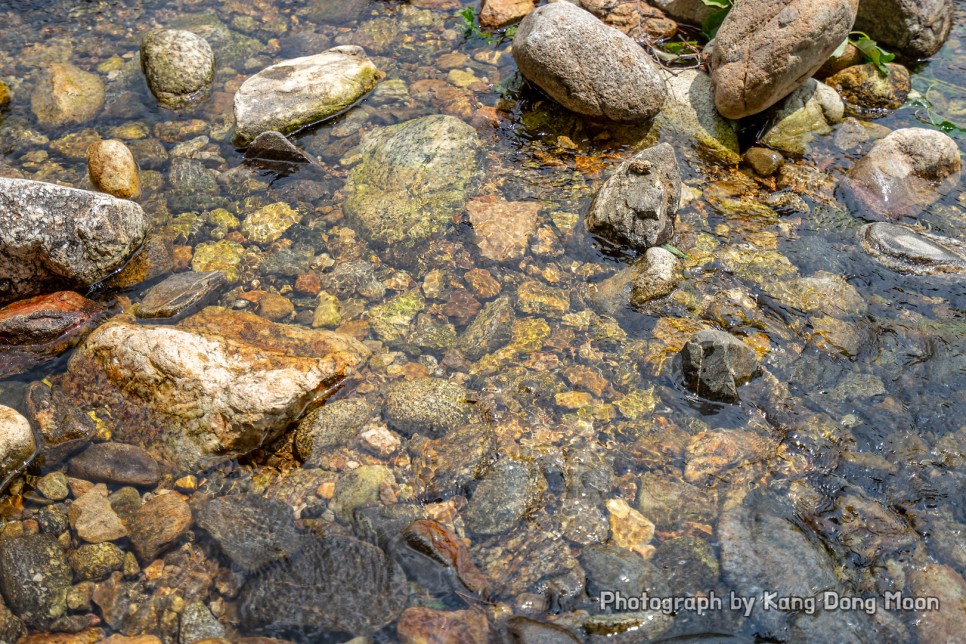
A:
661 243 689 260
700 0 731 8
702 7 729 39
831 38 849 59
848 33 895 76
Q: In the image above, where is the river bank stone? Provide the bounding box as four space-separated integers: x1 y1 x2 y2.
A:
58 307 369 470
343 114 484 248
656 68 740 165
239 533 407 637
711 0 859 119
0 291 106 378
586 143 681 251
233 46 383 146
463 458 545 535
839 128 961 220
760 79 845 156
0 534 72 629
0 178 147 304
827 63 911 117
512 2 666 121
30 63 104 126
0 405 35 492
854 0 954 58
140 29 215 110
196 494 301 571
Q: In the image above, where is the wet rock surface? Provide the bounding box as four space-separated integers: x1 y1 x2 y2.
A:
0 178 148 304
860 222 966 275
133 271 228 320
0 534 72 629
68 443 161 487
383 377 472 437
233 46 382 146
760 79 845 156
511 2 666 122
196 494 301 571
87 139 140 199
680 329 759 403
827 63 911 118
30 63 104 126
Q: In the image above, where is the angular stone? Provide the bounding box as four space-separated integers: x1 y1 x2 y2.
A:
0 178 148 305
30 63 104 126
24 382 96 465
68 484 129 543
480 0 533 28
854 0 954 58
295 398 374 461
656 68 739 165
127 492 192 561
68 443 161 488
233 46 383 146
760 79 845 156
134 271 228 320
68 543 125 581
343 115 484 248
680 329 759 403
512 2 666 121
711 0 859 119
0 291 105 378
244 131 317 165
59 307 370 470
140 30 215 110
586 143 680 251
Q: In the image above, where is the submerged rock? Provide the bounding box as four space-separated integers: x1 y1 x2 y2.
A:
826 63 911 118
140 29 215 109
343 115 484 248
711 0 858 119
68 443 161 488
0 405 35 492
127 492 192 560
133 271 228 320
0 177 148 305
383 377 472 437
680 329 759 403
0 291 106 378
0 534 72 629
30 63 104 126
760 79 845 156
240 533 408 637
860 222 966 275
233 46 383 146
59 307 369 470
908 564 966 643
586 143 681 251
511 2 666 121
463 458 545 535
295 398 375 461
196 494 302 571
839 128 961 220
87 139 140 199
854 0 954 58
467 197 541 263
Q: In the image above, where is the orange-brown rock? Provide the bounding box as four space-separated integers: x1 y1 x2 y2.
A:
87 139 140 199
397 607 490 644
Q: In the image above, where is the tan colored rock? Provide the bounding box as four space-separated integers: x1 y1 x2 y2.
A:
30 63 104 126
480 0 534 28
397 607 490 644
606 498 655 559
908 564 966 643
67 484 128 543
87 140 140 199
0 405 35 491
127 492 192 561
711 0 859 119
467 197 540 263
60 307 370 470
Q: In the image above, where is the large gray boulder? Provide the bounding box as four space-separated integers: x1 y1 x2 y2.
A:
854 0 953 58
59 307 370 470
233 46 383 146
343 115 484 248
711 0 859 119
586 143 681 251
0 178 148 304
839 128 961 220
140 29 215 109
511 2 666 121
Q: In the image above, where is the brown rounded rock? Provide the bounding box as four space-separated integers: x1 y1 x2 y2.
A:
30 63 104 127
87 139 140 199
127 492 192 561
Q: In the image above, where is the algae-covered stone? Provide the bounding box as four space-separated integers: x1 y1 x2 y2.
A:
826 63 911 118
655 69 739 165
295 398 374 461
332 464 396 521
140 29 215 110
233 46 383 146
191 240 245 283
343 115 484 247
242 202 301 244
760 79 845 157
383 377 472 437
459 295 515 361
68 543 125 581
367 290 426 344
0 534 72 629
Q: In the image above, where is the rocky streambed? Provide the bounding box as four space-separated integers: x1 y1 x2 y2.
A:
0 0 964 642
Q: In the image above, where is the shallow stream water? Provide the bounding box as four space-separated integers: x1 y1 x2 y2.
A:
1 0 965 642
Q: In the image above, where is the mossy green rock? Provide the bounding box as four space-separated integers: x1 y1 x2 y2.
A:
140 29 215 110
656 69 739 165
383 377 472 437
344 114 484 247
191 240 245 283
367 290 426 344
